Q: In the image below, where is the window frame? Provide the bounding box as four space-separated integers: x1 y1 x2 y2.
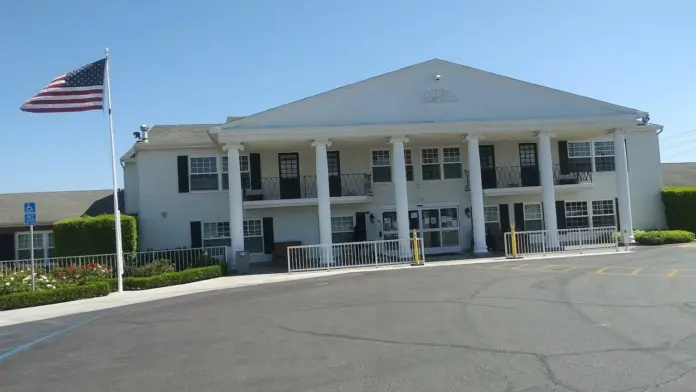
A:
566 140 617 173
593 140 616 173
221 154 250 190
564 200 590 229
189 156 221 192
483 205 500 224
243 219 264 254
370 149 413 183
15 230 54 260
591 199 616 228
420 146 463 181
202 221 231 247
331 216 355 243
523 202 544 230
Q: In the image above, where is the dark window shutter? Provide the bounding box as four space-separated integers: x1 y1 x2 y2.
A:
615 197 621 231
513 203 524 231
0 234 15 261
558 141 569 175
355 212 367 241
499 204 510 232
177 156 190 193
262 217 274 254
190 221 202 248
555 201 566 229
250 153 262 190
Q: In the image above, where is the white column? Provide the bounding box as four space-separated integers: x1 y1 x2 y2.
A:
614 130 635 243
225 144 245 263
312 139 333 264
538 132 558 244
466 134 488 253
389 137 411 256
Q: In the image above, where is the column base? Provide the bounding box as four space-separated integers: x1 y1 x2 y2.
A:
473 245 489 254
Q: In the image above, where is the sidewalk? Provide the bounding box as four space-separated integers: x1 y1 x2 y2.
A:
0 250 626 327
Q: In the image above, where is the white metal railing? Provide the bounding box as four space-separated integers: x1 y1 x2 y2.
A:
504 227 619 257
287 238 425 273
0 247 227 278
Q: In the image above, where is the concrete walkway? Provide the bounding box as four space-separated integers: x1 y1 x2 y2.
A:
0 250 626 327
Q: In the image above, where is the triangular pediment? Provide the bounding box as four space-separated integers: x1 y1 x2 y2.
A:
225 59 644 130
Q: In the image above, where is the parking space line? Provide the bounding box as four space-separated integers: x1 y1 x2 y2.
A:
630 268 642 276
594 267 610 274
667 269 679 277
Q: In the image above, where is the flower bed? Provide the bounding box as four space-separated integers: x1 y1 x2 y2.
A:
634 230 695 245
0 263 112 311
123 264 226 290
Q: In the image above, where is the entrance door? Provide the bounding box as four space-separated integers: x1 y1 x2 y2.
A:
278 153 301 199
479 145 497 189
383 207 460 255
327 151 342 197
519 143 540 187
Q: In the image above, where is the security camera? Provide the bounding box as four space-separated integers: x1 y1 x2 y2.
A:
133 131 141 139
139 124 149 132
435 74 441 81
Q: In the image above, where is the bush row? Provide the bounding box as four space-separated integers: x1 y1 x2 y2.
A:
122 264 227 290
53 214 138 256
0 282 111 311
661 187 696 234
634 230 695 246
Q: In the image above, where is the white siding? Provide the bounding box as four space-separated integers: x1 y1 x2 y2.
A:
230 59 638 129
131 130 664 252
123 162 139 215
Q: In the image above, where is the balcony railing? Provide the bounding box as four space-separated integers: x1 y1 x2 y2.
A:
468 164 592 190
243 173 372 201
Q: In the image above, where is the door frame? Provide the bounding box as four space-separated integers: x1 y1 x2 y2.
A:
479 145 497 189
518 142 540 187
327 150 342 197
278 152 301 199
380 204 461 255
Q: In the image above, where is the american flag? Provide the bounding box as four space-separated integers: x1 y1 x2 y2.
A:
21 58 106 113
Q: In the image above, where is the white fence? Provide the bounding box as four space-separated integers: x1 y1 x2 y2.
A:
504 227 619 257
0 247 227 278
287 238 425 273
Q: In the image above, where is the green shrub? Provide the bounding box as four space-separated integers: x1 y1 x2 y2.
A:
53 214 138 257
662 187 696 234
0 282 110 311
122 264 225 290
126 259 176 277
633 230 695 245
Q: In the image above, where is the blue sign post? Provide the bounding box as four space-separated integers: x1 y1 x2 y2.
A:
24 202 37 290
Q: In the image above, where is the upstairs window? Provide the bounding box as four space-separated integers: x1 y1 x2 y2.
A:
567 142 592 173
593 141 615 172
421 147 463 180
221 156 250 190
190 157 219 191
371 150 391 183
371 150 412 182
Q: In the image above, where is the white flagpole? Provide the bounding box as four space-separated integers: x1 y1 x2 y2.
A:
105 48 124 293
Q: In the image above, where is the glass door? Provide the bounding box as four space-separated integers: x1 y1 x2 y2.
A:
382 207 461 254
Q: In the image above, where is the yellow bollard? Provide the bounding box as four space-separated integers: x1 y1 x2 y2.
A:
508 223 523 259
411 229 423 266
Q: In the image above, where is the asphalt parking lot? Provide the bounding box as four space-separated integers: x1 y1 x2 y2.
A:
1 244 696 391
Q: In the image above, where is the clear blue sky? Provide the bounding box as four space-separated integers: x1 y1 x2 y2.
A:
1 0 694 194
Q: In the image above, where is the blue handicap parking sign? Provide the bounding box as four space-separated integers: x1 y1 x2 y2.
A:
24 202 36 226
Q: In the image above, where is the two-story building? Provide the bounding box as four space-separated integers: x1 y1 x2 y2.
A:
122 59 665 263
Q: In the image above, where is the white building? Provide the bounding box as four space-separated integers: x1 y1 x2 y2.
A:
121 59 665 262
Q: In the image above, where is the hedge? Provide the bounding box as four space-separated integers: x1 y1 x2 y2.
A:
661 187 696 234
0 282 111 311
634 230 695 246
53 214 138 256
122 264 226 290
